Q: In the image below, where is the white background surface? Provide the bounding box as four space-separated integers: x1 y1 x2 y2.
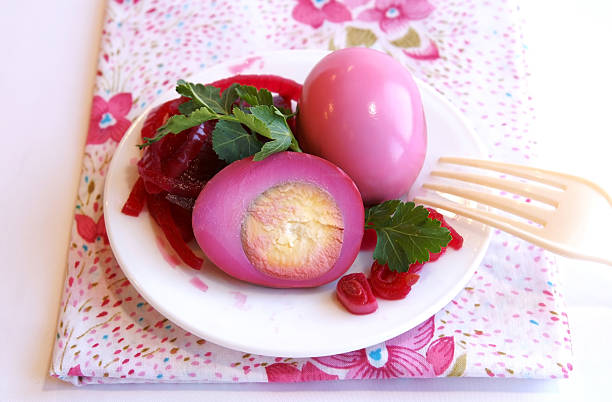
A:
0 0 610 401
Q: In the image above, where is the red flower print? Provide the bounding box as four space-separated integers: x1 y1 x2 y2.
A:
87 93 132 145
357 0 434 33
75 214 108 244
292 0 352 29
266 361 339 382
313 316 454 379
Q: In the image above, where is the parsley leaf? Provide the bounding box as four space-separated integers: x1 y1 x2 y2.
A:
178 100 197 115
235 85 274 107
220 83 239 114
365 200 401 226
253 133 292 161
366 201 451 272
232 107 271 138
212 120 263 163
250 105 302 152
140 107 216 148
139 79 302 162
176 80 224 113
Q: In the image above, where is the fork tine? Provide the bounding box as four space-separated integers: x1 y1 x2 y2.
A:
416 195 612 266
422 182 554 225
430 170 561 206
439 157 567 189
414 195 540 237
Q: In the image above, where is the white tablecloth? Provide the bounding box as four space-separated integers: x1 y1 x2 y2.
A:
1 0 611 400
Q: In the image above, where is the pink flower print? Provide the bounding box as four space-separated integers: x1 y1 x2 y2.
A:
291 0 352 29
266 361 339 382
357 0 434 33
389 314 435 350
75 214 108 244
312 344 434 379
403 39 439 60
314 316 454 378
344 0 370 7
426 336 454 375
67 364 84 377
87 93 132 144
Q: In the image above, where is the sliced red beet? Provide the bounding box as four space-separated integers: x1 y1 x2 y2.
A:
169 202 194 242
138 166 204 198
137 142 164 194
407 208 465 274
369 261 420 300
163 124 208 178
175 121 226 182
158 131 188 161
446 224 464 249
141 97 188 141
336 273 378 315
424 208 450 262
146 193 203 270
426 207 445 223
121 177 147 217
404 207 464 273
428 248 446 262
137 97 190 194
426 207 463 250
273 95 292 111
165 193 195 210
360 228 377 251
209 74 302 101
408 261 424 274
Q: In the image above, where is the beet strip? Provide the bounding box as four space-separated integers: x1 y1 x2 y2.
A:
146 193 203 270
138 166 203 198
121 178 147 217
209 74 302 101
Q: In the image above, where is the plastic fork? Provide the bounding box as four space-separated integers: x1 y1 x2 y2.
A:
414 157 612 266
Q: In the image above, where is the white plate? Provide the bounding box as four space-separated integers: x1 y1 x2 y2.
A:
104 49 491 358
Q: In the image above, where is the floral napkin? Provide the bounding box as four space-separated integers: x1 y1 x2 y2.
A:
50 0 573 385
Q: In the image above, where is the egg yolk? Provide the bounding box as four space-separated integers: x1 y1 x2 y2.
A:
241 181 344 280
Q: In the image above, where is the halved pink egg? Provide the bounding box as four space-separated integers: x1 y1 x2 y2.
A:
192 152 364 288
297 47 427 205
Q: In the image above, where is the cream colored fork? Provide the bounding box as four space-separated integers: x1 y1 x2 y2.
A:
414 157 612 266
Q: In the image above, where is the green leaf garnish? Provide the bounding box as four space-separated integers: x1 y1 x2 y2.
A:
365 201 451 272
178 100 197 115
140 107 217 149
235 85 274 107
253 132 292 161
139 80 301 162
250 105 302 152
365 199 401 227
220 83 239 114
176 79 225 114
232 107 271 138
212 120 264 163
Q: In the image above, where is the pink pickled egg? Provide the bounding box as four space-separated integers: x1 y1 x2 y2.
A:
192 152 364 288
297 48 427 205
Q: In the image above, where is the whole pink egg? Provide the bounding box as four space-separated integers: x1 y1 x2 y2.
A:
297 48 427 205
